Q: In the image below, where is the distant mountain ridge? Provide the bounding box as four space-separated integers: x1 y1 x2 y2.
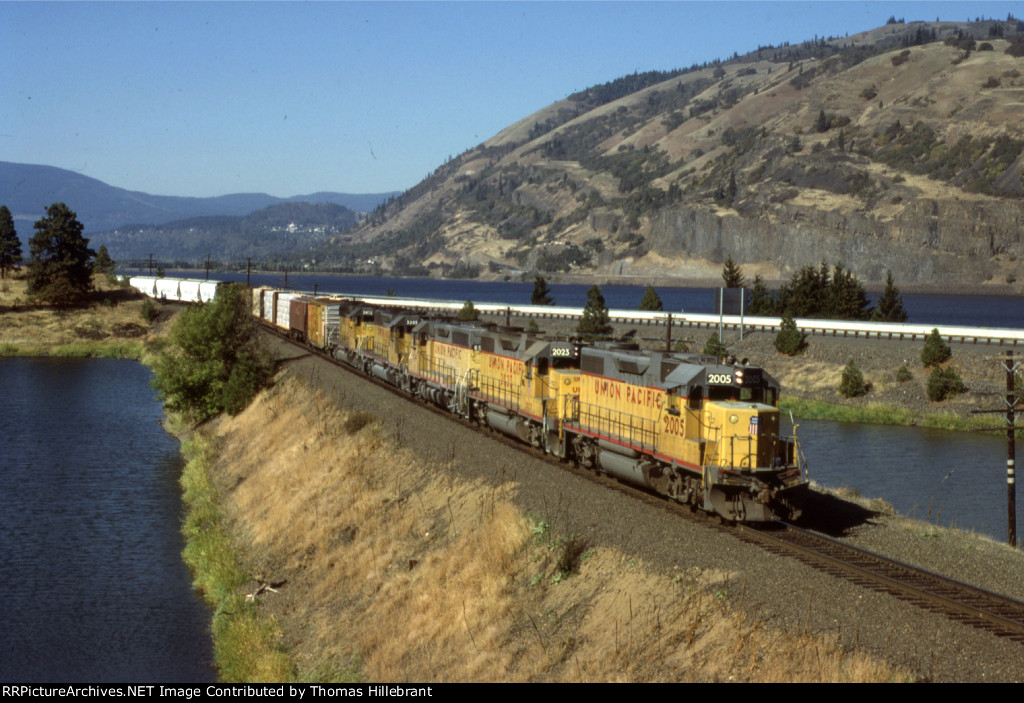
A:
0 161 397 234
97 201 360 263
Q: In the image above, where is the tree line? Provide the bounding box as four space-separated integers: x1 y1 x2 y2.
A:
723 257 908 322
0 201 118 305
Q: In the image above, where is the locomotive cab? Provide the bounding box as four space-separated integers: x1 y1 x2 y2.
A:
694 363 807 522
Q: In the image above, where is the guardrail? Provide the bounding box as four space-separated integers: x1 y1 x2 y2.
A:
334 295 1024 346
127 277 1024 347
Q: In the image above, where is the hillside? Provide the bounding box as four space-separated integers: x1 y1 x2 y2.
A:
92 201 360 264
326 18 1024 287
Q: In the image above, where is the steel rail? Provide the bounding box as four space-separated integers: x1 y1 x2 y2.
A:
736 522 1024 642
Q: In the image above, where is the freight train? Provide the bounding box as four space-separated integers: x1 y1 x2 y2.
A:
130 277 808 522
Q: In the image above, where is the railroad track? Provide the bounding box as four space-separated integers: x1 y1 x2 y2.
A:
734 522 1024 644
266 326 1024 647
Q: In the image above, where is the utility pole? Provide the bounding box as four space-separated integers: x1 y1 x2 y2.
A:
246 258 251 287
205 254 212 280
1004 350 1018 547
971 350 1022 547
148 253 153 275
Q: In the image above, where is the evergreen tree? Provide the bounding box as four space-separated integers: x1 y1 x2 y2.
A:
921 328 951 368
93 245 116 276
726 171 738 205
577 285 612 340
26 203 95 305
927 366 966 402
748 274 776 315
457 299 479 321
722 256 746 289
827 264 873 320
703 333 728 358
815 109 831 132
774 313 807 355
873 270 908 322
777 264 826 317
530 275 554 305
638 285 663 311
839 359 867 397
0 205 22 279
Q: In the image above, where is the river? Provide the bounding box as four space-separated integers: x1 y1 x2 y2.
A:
0 358 215 682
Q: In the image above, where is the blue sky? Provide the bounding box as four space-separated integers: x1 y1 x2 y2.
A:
4 1 1020 198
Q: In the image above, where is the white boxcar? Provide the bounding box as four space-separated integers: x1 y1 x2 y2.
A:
129 276 158 296
177 279 204 303
275 292 300 331
197 280 220 302
262 289 277 324
154 278 181 301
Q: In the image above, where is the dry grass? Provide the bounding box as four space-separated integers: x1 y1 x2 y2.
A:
0 274 155 355
203 372 908 682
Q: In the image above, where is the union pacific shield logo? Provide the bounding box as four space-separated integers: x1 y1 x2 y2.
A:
748 416 760 436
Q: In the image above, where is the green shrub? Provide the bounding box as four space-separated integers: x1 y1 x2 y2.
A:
927 366 966 402
456 299 479 321
895 364 913 382
140 297 159 322
151 283 273 423
774 314 807 356
839 360 867 398
920 328 951 368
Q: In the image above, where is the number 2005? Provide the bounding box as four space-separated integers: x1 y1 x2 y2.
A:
707 373 732 384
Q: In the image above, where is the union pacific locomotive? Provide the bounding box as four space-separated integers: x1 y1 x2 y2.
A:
131 277 808 523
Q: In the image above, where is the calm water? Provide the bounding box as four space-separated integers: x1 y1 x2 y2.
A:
0 358 215 683
791 418 1021 542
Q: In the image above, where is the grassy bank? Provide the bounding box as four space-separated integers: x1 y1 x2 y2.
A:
192 372 906 682
0 275 153 357
781 396 1010 433
175 420 298 682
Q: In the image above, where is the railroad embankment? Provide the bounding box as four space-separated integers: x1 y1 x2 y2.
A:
189 369 906 682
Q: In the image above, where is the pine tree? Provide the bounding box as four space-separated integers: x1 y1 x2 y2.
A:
27 203 95 305
873 270 908 322
0 205 22 279
839 359 867 397
577 285 612 340
921 328 951 368
774 313 807 355
457 299 479 321
827 264 873 320
722 256 746 289
703 333 728 358
638 285 663 311
93 245 116 276
530 275 554 305
749 274 776 314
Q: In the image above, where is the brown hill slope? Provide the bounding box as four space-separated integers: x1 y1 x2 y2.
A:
324 20 1024 288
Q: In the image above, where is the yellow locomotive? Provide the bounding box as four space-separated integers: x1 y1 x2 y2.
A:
565 345 806 522
254 291 807 523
